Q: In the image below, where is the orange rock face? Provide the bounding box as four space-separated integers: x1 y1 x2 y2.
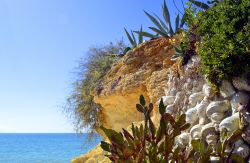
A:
94 36 181 137
72 35 182 163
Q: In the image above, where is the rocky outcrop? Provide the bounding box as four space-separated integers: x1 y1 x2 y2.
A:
94 36 181 138
72 35 250 162
71 145 109 163
163 56 250 161
72 36 182 162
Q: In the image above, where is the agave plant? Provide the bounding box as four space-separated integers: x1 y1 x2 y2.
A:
123 26 146 54
143 0 186 37
171 43 186 61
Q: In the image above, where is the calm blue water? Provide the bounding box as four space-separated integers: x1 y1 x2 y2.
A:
0 133 102 163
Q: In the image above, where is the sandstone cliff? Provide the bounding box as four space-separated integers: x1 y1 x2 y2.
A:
72 36 182 162
72 35 250 162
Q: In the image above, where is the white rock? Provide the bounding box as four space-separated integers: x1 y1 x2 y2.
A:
206 134 218 145
192 80 204 92
190 124 203 139
234 140 250 159
183 78 193 91
165 104 175 114
196 97 210 124
167 87 177 96
210 113 225 123
173 92 184 106
220 80 235 98
206 100 230 118
203 84 215 98
188 92 204 108
231 92 249 113
186 107 198 125
242 128 250 144
161 96 175 106
201 123 217 141
232 76 250 91
219 113 239 135
177 133 191 148
232 91 249 105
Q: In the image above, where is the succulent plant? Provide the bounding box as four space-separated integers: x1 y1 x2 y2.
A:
100 95 192 162
143 0 186 37
123 26 148 54
171 42 186 61
190 129 245 163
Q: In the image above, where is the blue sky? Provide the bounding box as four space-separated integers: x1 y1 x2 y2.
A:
0 0 187 133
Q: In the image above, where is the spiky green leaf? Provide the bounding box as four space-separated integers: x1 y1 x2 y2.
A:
140 95 146 106
175 14 180 32
159 98 165 115
134 31 157 38
138 26 143 44
124 28 136 48
149 27 169 37
162 0 174 35
131 30 137 46
100 141 111 152
180 12 187 28
144 11 165 33
154 14 169 32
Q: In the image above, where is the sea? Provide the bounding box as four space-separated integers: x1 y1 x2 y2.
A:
0 133 102 163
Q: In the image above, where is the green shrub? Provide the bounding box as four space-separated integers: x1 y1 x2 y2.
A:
197 0 250 86
66 41 126 132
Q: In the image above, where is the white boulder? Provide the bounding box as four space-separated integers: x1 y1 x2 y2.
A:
219 113 240 135
232 76 250 92
220 80 235 98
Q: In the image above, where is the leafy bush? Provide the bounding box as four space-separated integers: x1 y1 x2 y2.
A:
66 41 126 132
100 95 245 162
196 0 250 86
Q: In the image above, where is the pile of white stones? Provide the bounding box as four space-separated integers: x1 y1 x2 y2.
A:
160 56 250 160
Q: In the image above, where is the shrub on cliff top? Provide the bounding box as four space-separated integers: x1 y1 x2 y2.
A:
196 0 250 86
66 41 126 132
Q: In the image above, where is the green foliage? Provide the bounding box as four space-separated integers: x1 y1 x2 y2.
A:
197 0 250 86
190 129 245 163
66 41 126 132
100 95 192 162
188 0 210 10
143 0 186 37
